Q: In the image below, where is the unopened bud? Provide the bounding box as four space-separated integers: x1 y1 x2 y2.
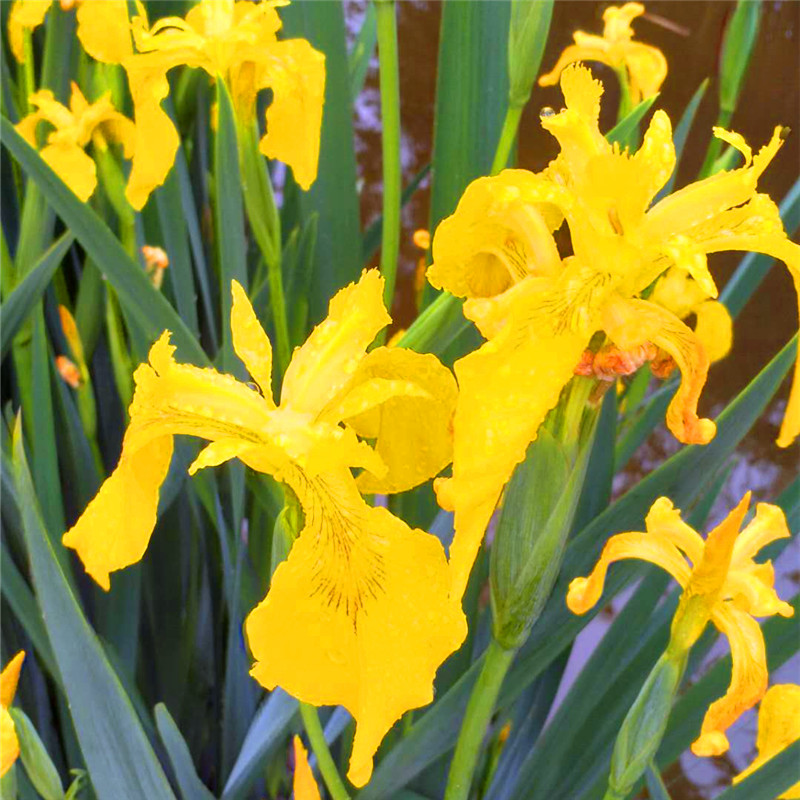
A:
412 229 430 250
56 356 82 388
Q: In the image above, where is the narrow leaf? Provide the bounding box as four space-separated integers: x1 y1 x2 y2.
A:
154 704 215 800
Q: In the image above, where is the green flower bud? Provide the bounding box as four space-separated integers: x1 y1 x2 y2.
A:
9 708 64 800
605 651 687 800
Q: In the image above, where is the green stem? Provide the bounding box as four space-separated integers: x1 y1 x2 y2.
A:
444 638 516 800
698 107 733 179
614 66 633 124
299 703 351 800
490 104 524 175
375 0 402 315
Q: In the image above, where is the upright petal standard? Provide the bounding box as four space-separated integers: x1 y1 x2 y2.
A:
62 270 465 787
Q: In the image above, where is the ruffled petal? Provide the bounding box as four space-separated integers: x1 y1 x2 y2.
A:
257 38 325 191
8 0 51 62
538 41 616 88
292 737 321 800
244 469 466 788
692 603 768 756
281 270 390 416
231 280 275 405
76 0 132 63
321 346 457 495
603 296 716 444
427 172 565 299
567 530 691 615
734 684 800 798
39 141 97 201
446 321 588 599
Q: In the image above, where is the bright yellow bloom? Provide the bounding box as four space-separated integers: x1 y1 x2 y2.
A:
292 737 321 800
1 652 25 778
96 0 325 209
62 269 465 787
538 3 666 104
7 0 131 64
428 64 800 599
734 684 800 798
15 82 135 202
567 494 794 757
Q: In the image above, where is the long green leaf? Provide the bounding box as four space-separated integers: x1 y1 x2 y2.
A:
606 94 658 147
281 2 362 325
0 233 73 359
154 704 216 800
423 0 511 307
0 117 206 364
12 421 177 800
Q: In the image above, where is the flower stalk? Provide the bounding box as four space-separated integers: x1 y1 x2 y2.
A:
299 703 351 800
374 0 402 315
443 639 516 800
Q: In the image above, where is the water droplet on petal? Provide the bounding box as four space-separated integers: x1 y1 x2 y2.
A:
539 106 556 118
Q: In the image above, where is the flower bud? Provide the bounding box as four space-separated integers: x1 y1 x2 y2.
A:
605 651 687 800
9 708 64 800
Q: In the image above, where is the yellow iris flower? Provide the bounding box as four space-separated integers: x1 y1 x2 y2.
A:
567 494 794 757
1 652 25 778
734 684 800 798
15 81 135 202
538 2 666 104
292 736 321 800
62 270 466 787
428 64 800 599
7 0 131 64
84 0 325 209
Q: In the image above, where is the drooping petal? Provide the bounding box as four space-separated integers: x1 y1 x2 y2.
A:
231 280 275 405
538 40 615 88
734 684 800 798
280 270 390 416
726 561 795 619
258 38 325 191
245 468 467 788
622 41 667 102
446 321 589 599
567 531 691 615
292 737 322 800
8 0 51 62
0 653 25 709
76 0 132 63
123 54 183 209
693 300 732 363
323 346 457 495
0 708 19 778
62 432 174 590
39 141 97 201
603 296 716 445
692 603 769 756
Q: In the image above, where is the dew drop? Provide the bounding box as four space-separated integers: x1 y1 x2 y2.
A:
539 106 556 118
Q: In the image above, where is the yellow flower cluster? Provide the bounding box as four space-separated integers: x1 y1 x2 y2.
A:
7 0 798 792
